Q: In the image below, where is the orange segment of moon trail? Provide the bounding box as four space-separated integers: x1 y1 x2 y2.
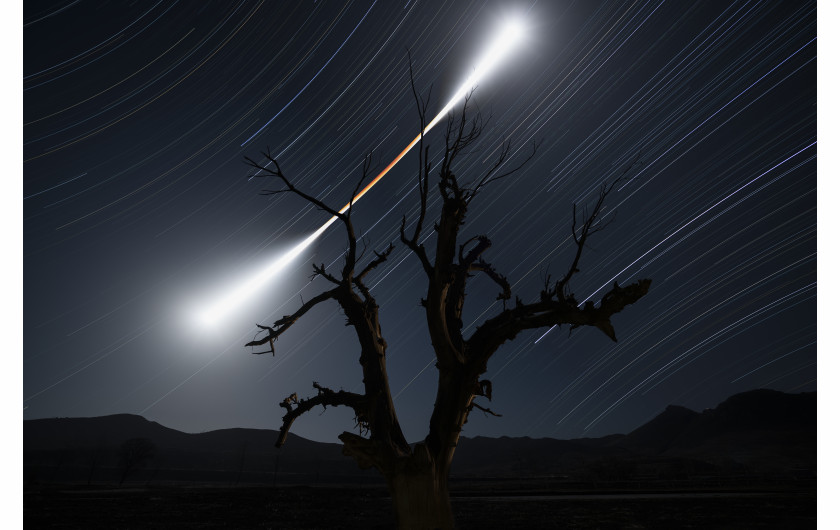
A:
194 18 526 326
337 132 422 215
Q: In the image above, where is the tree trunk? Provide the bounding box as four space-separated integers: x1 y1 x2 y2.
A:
387 466 455 530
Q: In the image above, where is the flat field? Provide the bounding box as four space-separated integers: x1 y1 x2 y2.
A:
24 482 815 529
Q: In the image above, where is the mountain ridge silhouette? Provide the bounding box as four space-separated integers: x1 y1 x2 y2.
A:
24 389 815 483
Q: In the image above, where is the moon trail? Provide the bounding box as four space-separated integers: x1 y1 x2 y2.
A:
195 18 526 327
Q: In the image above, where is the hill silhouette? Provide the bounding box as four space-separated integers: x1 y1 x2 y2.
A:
24 389 815 484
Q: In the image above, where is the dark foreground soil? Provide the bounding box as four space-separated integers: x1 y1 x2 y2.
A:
24 483 815 529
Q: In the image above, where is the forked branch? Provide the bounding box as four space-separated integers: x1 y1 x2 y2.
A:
557 155 641 294
245 149 346 221
246 288 339 350
466 139 540 204
357 243 395 281
400 53 434 277
353 243 395 300
245 150 377 285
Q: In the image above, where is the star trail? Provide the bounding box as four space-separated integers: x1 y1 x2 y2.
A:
197 15 526 327
23 1 816 443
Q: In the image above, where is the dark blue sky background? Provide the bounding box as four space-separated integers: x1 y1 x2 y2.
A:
23 0 816 444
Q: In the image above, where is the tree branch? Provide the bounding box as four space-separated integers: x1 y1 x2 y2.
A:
459 235 491 266
557 155 641 294
399 53 434 278
245 149 374 286
275 382 368 448
469 260 512 301
245 149 346 221
400 215 433 277
248 324 276 355
458 236 511 301
466 139 540 204
353 243 395 300
437 94 482 201
467 278 651 361
341 154 372 281
311 263 341 285
468 402 502 418
464 380 501 423
356 243 395 281
245 288 339 350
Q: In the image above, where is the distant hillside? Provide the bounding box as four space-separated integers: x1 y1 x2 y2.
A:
24 414 374 484
25 414 328 454
617 405 699 454
24 389 815 484
450 390 814 479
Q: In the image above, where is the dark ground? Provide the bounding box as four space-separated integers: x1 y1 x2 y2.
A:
24 481 815 529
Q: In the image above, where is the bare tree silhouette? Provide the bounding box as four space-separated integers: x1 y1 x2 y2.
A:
118 437 155 486
244 73 651 528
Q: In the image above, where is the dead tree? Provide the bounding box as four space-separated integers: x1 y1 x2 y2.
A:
118 437 155 486
244 84 650 528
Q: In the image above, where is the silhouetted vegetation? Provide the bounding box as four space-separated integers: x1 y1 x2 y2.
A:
119 437 156 486
244 68 650 528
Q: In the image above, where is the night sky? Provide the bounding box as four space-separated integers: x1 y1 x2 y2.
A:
23 1 817 445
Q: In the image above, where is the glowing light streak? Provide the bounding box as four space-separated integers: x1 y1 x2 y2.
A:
263 1 420 161
730 340 815 383
195 17 526 327
24 29 195 128
24 0 175 89
25 1 259 163
240 1 378 147
328 16 527 216
24 319 160 404
24 0 82 28
195 223 330 327
552 255 815 426
472 29 815 346
582 282 816 432
582 141 816 305
24 172 87 200
613 37 817 194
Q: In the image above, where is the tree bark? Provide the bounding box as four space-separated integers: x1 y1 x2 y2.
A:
386 444 455 529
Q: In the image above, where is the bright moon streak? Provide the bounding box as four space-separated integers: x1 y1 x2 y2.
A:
195 18 526 327
195 223 333 327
